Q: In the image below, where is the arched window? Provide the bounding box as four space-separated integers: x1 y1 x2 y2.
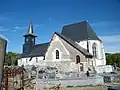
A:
56 50 59 59
76 55 80 64
92 43 97 58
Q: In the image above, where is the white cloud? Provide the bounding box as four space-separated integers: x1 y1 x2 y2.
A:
90 21 120 53
99 35 120 43
0 26 17 32
14 26 21 29
13 25 28 30
13 24 44 31
35 24 44 27
34 24 41 27
11 30 17 32
99 35 120 53
0 26 8 32
34 24 45 29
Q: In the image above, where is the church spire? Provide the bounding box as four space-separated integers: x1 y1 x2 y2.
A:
28 21 33 34
23 21 37 54
24 21 36 37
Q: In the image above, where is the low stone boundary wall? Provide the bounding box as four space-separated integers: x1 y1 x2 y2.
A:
62 86 107 90
48 76 104 86
36 76 104 89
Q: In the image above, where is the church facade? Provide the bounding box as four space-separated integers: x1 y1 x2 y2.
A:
18 21 113 73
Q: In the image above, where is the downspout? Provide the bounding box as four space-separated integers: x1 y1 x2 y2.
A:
29 56 33 61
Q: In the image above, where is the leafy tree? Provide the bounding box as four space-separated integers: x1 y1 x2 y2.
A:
4 52 20 66
106 53 120 67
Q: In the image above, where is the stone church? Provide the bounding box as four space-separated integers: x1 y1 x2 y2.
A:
18 21 113 73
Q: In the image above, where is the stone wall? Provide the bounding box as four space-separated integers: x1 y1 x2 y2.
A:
45 61 73 72
36 76 104 89
48 76 104 86
45 61 88 72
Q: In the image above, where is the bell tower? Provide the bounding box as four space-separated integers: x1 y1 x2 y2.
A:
23 21 37 54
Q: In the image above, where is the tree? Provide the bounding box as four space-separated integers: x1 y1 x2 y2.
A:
106 53 120 67
4 52 20 66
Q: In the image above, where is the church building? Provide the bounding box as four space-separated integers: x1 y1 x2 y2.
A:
18 21 113 73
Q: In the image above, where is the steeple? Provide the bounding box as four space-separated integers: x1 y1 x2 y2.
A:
24 21 37 37
28 21 33 34
23 21 37 54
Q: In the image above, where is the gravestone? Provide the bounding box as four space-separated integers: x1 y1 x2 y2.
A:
0 37 7 90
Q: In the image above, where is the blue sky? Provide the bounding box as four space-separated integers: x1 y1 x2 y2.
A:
0 0 120 53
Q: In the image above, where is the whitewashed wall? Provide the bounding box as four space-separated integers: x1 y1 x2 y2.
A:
18 56 45 66
77 40 106 66
95 65 114 73
45 34 88 72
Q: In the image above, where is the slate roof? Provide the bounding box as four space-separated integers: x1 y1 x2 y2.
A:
28 42 49 57
21 53 29 58
55 32 92 58
21 42 49 58
61 21 101 42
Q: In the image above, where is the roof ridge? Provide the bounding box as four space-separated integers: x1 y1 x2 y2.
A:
62 21 87 28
